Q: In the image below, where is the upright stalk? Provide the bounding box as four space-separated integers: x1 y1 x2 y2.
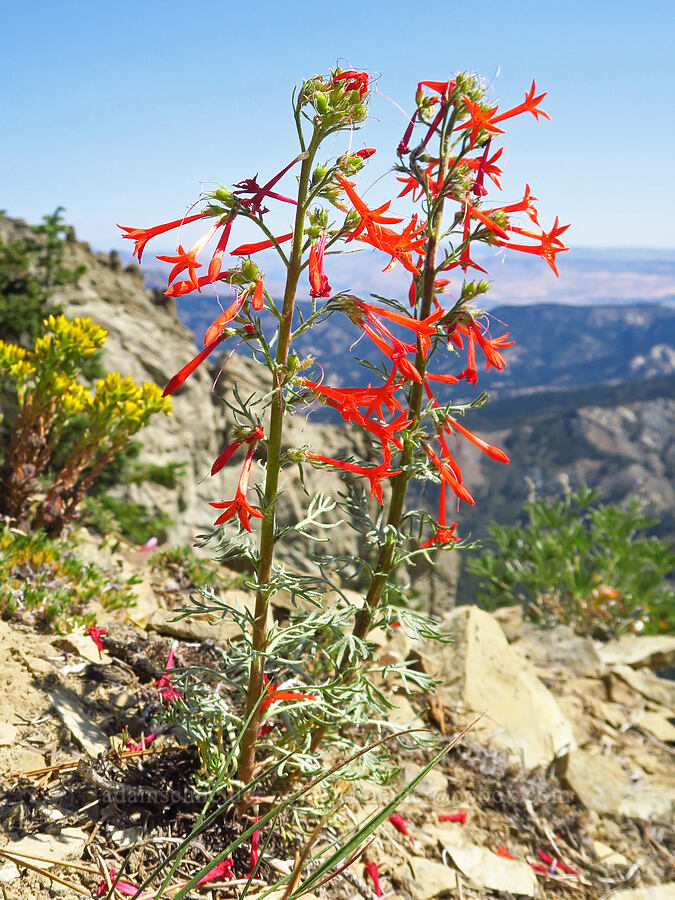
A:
237 133 319 789
352 142 451 642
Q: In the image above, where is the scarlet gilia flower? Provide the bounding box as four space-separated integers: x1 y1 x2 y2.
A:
307 452 401 504
308 232 331 298
420 467 460 549
460 145 503 190
252 273 265 310
233 154 303 214
210 445 263 531
299 378 411 454
337 175 426 273
330 69 369 98
85 623 107 654
231 232 293 255
426 444 475 506
203 291 249 346
198 858 235 884
163 331 228 397
438 809 468 823
125 732 156 752
364 862 382 897
118 212 210 263
211 425 264 476
155 646 181 704
388 813 414 844
247 818 260 878
447 415 509 463
260 673 316 714
349 298 442 359
497 846 516 860
156 220 221 292
458 80 549 148
495 217 570 276
471 140 492 197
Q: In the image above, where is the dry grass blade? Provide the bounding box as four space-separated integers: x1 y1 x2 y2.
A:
0 848 90 896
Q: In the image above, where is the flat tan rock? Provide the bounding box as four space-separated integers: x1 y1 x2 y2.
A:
48 686 108 757
639 711 675 743
599 635 675 669
592 840 630 867
618 778 675 825
408 856 458 899
0 826 87 882
608 885 675 899
612 665 675 709
54 632 112 665
563 750 631 815
425 606 576 769
438 838 537 896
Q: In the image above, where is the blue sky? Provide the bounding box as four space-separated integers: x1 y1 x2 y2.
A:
2 0 674 253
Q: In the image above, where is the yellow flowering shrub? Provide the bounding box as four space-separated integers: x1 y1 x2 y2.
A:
0 314 172 535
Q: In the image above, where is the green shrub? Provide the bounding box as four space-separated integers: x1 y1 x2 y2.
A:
466 488 675 635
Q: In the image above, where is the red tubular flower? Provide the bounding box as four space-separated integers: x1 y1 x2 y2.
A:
447 416 509 463
247 819 260 878
210 445 263 531
354 147 376 160
198 858 234 884
388 813 414 844
85 624 107 654
117 212 210 263
364 862 382 897
163 331 228 397
211 426 264 476
438 809 468 823
469 321 514 372
231 232 293 255
398 109 418 155
252 274 264 310
497 846 516 860
203 292 248 347
461 146 503 190
495 217 570 276
459 328 478 385
420 478 460 549
156 220 221 291
307 453 401 505
308 232 331 298
208 215 235 281
426 444 475 505
458 81 549 148
155 646 181 704
125 732 156 752
330 69 369 98
471 140 492 197
165 272 228 297
260 673 316 714
463 198 509 239
233 154 303 214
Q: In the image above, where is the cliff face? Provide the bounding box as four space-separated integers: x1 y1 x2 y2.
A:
1 217 458 601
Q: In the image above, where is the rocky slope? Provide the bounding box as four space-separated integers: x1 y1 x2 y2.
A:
0 217 458 601
0 551 673 899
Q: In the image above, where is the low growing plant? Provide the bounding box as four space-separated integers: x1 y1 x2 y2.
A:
467 487 675 634
120 66 567 802
0 525 138 631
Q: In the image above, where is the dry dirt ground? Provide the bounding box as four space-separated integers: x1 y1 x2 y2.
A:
0 537 673 900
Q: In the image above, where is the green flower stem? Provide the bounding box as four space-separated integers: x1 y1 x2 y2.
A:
237 132 320 791
309 140 452 757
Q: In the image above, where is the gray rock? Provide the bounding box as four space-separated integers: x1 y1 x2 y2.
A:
422 606 576 769
599 636 675 670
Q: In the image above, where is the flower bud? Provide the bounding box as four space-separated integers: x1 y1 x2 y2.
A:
242 260 260 282
315 92 329 115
